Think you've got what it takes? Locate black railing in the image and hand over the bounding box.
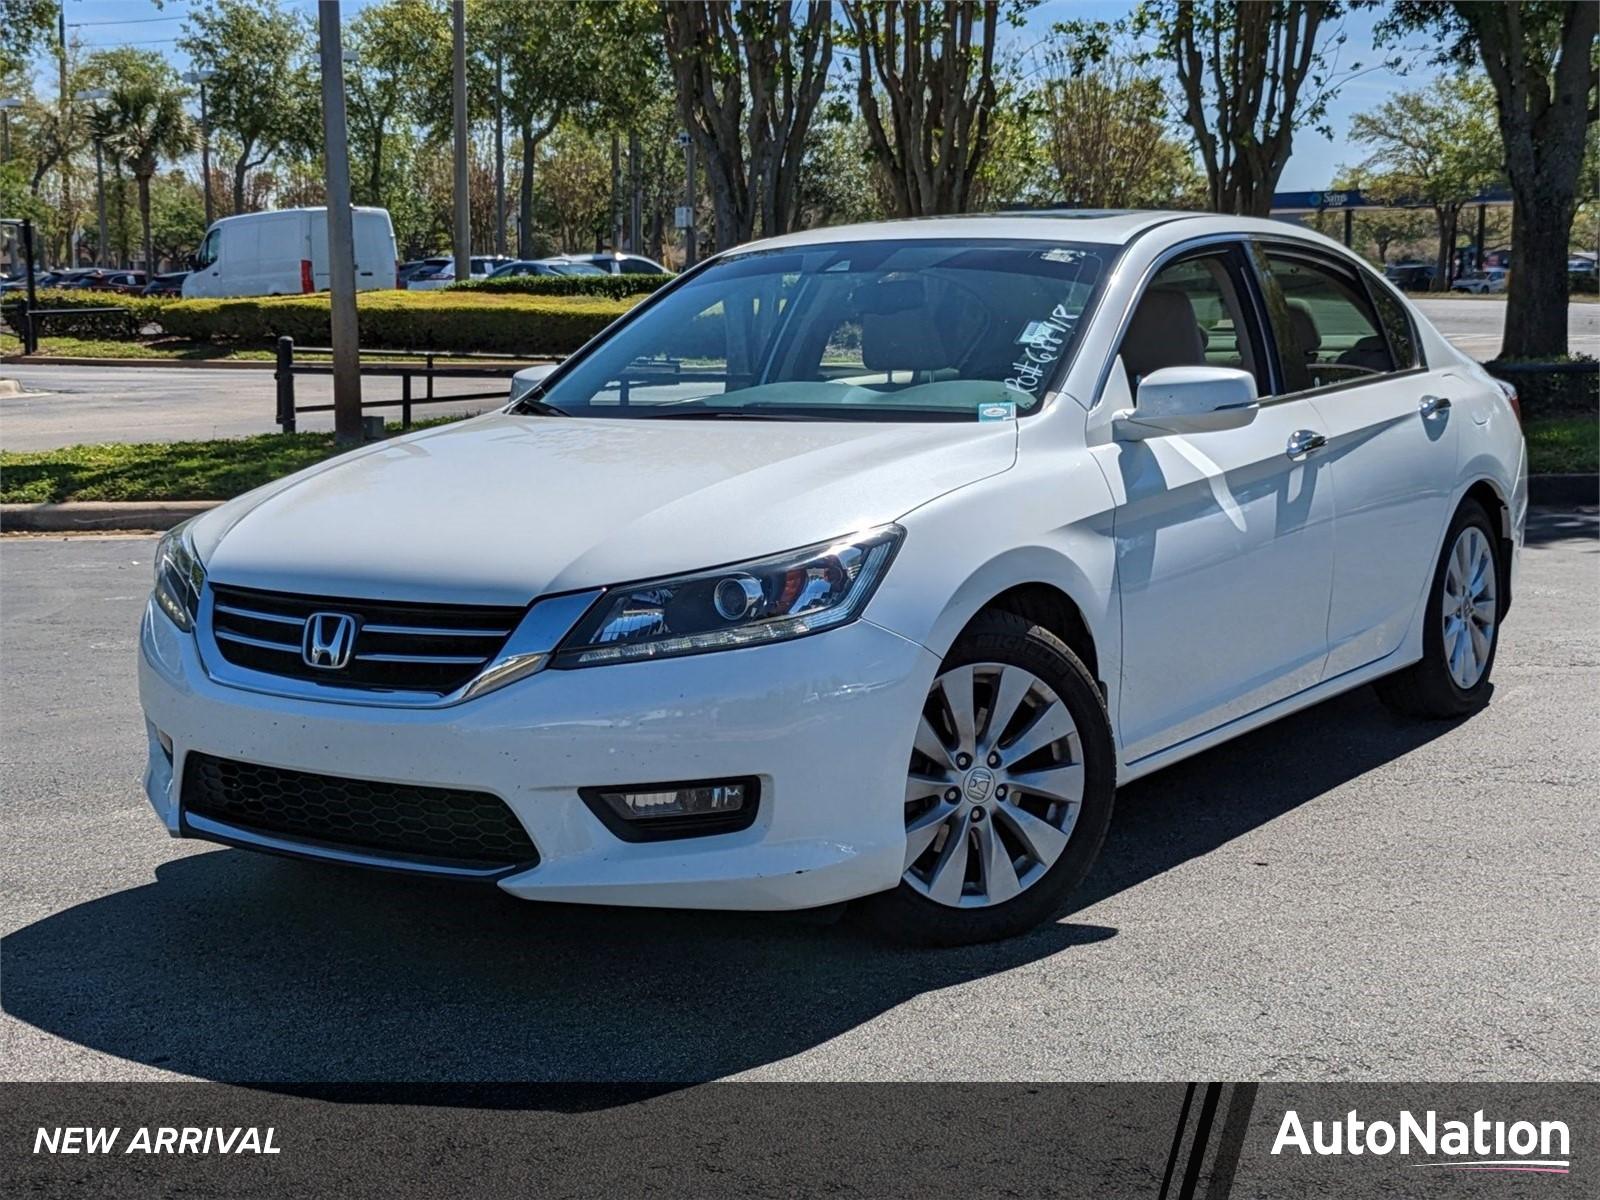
[273,338,540,433]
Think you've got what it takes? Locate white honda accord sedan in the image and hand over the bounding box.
[138,212,1526,944]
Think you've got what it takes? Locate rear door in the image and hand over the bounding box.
[1253,243,1460,676]
[1108,243,1335,763]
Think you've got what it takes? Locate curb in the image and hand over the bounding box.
[1,500,221,533]
[1528,474,1598,507]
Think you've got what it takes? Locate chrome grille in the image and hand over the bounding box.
[207,583,523,695]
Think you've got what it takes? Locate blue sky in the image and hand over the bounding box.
[44,0,1443,191]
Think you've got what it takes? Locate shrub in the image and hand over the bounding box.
[1485,354,1599,420]
[155,290,641,355]
[0,288,167,338]
[450,273,672,300]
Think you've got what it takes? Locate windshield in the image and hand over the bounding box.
[526,238,1107,422]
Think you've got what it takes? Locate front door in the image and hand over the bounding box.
[1104,245,1335,763]
[1254,245,1461,676]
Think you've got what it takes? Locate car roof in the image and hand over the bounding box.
[738,210,1361,256]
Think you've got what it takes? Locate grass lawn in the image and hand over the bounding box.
[1,333,275,361]
[1524,415,1598,475]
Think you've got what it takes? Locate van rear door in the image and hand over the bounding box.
[353,210,398,290]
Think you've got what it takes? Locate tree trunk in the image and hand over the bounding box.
[1469,1,1595,358]
[1433,206,1452,291]
[138,172,154,274]
[518,122,535,260]
[231,154,249,214]
[1503,196,1576,358]
[368,128,384,205]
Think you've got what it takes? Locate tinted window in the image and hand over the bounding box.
[533,240,1107,421]
[1262,251,1394,392]
[1119,250,1265,392]
[1366,277,1420,370]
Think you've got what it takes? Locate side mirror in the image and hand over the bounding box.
[1115,365,1259,439]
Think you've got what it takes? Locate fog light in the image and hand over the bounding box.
[581,778,759,842]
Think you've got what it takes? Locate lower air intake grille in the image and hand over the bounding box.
[182,753,538,870]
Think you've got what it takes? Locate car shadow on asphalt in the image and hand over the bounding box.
[3,679,1473,1090]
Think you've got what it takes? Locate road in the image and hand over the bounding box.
[0,364,518,452]
[2,298,1595,452]
[2,509,1595,1083]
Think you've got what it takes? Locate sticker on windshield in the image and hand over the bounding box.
[978,401,1017,422]
[1040,248,1085,265]
[1005,302,1079,397]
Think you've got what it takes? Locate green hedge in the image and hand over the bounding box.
[0,288,166,338]
[156,290,640,355]
[449,273,672,299]
[1485,355,1598,420]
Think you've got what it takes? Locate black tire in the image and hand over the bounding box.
[860,609,1116,946]
[1375,499,1502,719]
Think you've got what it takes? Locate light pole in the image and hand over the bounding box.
[317,0,363,444]
[74,89,109,268]
[450,0,469,283]
[678,131,696,269]
[182,69,216,228]
[0,99,22,163]
[494,53,505,258]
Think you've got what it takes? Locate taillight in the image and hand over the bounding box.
[300,259,314,293]
[1494,377,1520,425]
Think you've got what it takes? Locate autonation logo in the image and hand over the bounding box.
[1272,1108,1571,1175]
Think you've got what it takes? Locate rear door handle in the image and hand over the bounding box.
[1286,429,1327,459]
[1419,394,1452,418]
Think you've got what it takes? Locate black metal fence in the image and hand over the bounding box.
[272,338,534,433]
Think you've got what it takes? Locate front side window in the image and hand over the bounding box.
[195,229,220,268]
[1118,248,1265,392]
[1260,250,1396,393]
[528,239,1108,422]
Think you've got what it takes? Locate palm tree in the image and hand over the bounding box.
[103,82,194,274]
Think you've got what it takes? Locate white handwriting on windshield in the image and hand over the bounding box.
[1006,302,1078,397]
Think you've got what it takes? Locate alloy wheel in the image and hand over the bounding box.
[903,662,1085,908]
[1441,525,1497,690]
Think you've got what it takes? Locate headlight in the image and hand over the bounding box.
[152,521,205,632]
[553,526,903,667]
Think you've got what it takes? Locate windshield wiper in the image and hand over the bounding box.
[510,398,569,417]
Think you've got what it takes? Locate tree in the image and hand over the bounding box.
[840,1,1019,216]
[1378,2,1597,357]
[663,1,833,249]
[345,0,448,206]
[1350,76,1502,289]
[1109,1,1364,216]
[179,0,315,213]
[1032,49,1203,210]
[102,75,195,271]
[0,0,57,77]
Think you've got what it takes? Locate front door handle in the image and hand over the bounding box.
[1419,394,1452,418]
[1286,429,1327,459]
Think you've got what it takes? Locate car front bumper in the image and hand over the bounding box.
[139,600,940,910]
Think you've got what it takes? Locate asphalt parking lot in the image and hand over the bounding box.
[1,510,1596,1083]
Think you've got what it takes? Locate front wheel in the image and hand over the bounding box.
[1375,500,1502,719]
[861,610,1116,946]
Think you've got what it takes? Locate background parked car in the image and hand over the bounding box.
[1451,268,1507,295]
[397,257,451,287]
[406,255,514,290]
[563,252,672,276]
[1383,261,1434,291]
[142,271,190,297]
[89,270,149,296]
[487,258,607,279]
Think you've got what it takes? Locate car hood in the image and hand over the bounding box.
[194,413,1017,605]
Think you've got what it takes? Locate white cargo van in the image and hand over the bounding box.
[181,207,398,299]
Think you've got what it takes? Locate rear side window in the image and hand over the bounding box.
[1260,250,1395,393]
[1366,278,1421,370]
